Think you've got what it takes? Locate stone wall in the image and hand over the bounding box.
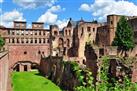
[0,51,11,91]
[39,57,80,91]
[8,44,50,69]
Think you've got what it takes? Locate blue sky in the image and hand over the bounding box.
[0,0,137,29]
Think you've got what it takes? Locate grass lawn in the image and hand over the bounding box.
[12,71,62,91]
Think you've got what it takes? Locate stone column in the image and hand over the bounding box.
[27,64,31,71]
[37,38,39,44]
[19,38,22,44]
[14,38,17,44]
[19,64,24,72]
[33,38,35,44]
[9,39,12,43]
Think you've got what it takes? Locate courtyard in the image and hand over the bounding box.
[12,71,61,91]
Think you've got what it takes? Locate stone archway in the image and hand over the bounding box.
[12,61,39,72]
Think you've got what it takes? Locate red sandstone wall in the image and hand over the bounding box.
[0,52,9,91]
[8,44,50,68]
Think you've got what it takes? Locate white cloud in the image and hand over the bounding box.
[0,0,3,3]
[0,10,26,27]
[55,19,68,29]
[48,5,65,12]
[79,3,91,12]
[37,5,65,25]
[38,11,58,24]
[37,5,67,29]
[13,0,57,9]
[80,0,137,21]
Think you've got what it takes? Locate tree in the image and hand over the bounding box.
[112,16,135,56]
[0,36,5,48]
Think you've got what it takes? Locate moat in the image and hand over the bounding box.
[12,70,61,91]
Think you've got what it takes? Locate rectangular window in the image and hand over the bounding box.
[8,30,10,35]
[43,31,45,35]
[39,31,41,35]
[81,27,84,36]
[39,38,41,43]
[35,31,37,35]
[43,38,45,43]
[93,28,95,32]
[12,38,14,43]
[35,39,37,43]
[30,38,33,43]
[12,31,15,35]
[87,27,91,32]
[17,38,19,43]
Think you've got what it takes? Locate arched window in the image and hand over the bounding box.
[66,39,70,47]
[59,38,63,46]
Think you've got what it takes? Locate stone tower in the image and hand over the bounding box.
[107,15,121,45]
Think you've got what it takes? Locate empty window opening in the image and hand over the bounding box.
[21,39,24,43]
[111,21,113,25]
[39,38,41,43]
[35,31,37,35]
[26,39,28,43]
[35,39,37,43]
[54,31,58,36]
[65,30,67,36]
[39,31,41,35]
[38,51,41,54]
[93,28,95,32]
[12,38,15,43]
[81,27,84,36]
[30,39,33,43]
[24,65,27,71]
[66,39,70,47]
[69,30,71,35]
[17,38,19,43]
[87,27,91,32]
[47,39,50,43]
[12,31,15,35]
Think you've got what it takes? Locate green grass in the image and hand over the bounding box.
[12,71,61,91]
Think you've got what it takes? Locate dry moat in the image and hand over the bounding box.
[12,70,61,91]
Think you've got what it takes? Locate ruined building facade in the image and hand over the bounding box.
[0,14,137,91]
[0,14,137,72]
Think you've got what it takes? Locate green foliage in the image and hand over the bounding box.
[0,36,5,48]
[66,61,95,91]
[96,56,137,91]
[96,56,110,91]
[63,57,137,91]
[112,16,135,51]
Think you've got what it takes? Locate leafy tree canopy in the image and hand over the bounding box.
[0,36,5,48]
[112,16,135,51]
